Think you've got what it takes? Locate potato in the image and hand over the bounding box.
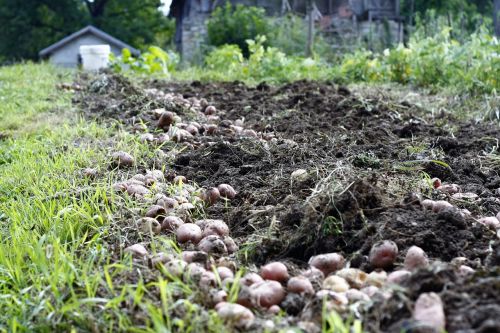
[386,270,411,284]
[431,178,442,189]
[158,111,175,129]
[126,184,150,197]
[260,262,289,282]
[211,289,228,305]
[421,199,435,211]
[315,290,349,306]
[346,288,370,303]
[413,292,446,332]
[242,129,258,138]
[202,220,229,238]
[170,128,193,142]
[185,124,199,136]
[360,286,379,297]
[145,205,167,219]
[112,151,134,168]
[323,275,349,292]
[202,187,220,205]
[404,246,429,271]
[217,266,234,280]
[432,200,453,213]
[241,272,264,286]
[217,184,237,199]
[301,267,325,281]
[184,262,206,283]
[83,168,98,178]
[216,302,254,329]
[138,217,161,234]
[477,216,500,229]
[112,182,128,192]
[124,244,148,258]
[139,133,154,143]
[308,253,345,276]
[364,270,387,287]
[204,105,217,115]
[197,235,228,256]
[224,236,239,254]
[173,175,187,184]
[287,276,314,295]
[199,271,217,290]
[176,223,202,244]
[237,285,253,308]
[369,240,398,269]
[250,281,286,308]
[204,124,218,135]
[267,305,281,315]
[458,265,475,276]
[156,133,170,144]
[149,252,173,268]
[199,98,209,109]
[437,183,461,194]
[161,216,184,232]
[335,268,367,289]
[164,259,187,278]
[152,108,165,119]
[181,251,208,264]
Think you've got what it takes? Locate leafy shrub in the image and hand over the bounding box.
[337,27,499,94]
[111,46,179,76]
[207,3,271,57]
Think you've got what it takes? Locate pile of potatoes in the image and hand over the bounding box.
[423,178,500,233]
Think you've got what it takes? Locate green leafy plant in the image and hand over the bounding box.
[111,46,179,76]
[207,3,271,57]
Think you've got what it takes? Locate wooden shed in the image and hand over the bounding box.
[39,25,140,68]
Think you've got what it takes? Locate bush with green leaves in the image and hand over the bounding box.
[337,27,499,94]
[204,35,327,83]
[207,3,271,57]
[111,46,179,76]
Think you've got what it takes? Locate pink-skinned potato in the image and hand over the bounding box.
[369,240,398,269]
[308,253,345,275]
[176,223,202,244]
[260,262,289,282]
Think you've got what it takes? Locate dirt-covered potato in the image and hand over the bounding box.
[287,276,314,295]
[369,240,398,269]
[197,235,228,255]
[413,292,445,332]
[215,302,254,329]
[260,262,289,282]
[201,220,229,238]
[308,253,345,275]
[176,223,202,244]
[404,246,429,270]
[250,280,286,308]
[124,244,148,257]
[112,151,134,167]
[161,216,184,232]
[218,184,237,199]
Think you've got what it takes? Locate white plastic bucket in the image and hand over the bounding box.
[79,45,111,71]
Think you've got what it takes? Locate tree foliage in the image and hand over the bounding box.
[0,0,174,61]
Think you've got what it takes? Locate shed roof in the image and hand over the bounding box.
[39,25,140,57]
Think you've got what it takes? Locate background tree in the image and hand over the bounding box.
[0,0,174,61]
[495,0,500,36]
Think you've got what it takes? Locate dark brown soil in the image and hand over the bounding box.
[77,74,500,333]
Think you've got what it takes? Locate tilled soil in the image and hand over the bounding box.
[76,73,500,332]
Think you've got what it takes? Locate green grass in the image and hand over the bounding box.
[0,63,226,332]
[0,63,74,136]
